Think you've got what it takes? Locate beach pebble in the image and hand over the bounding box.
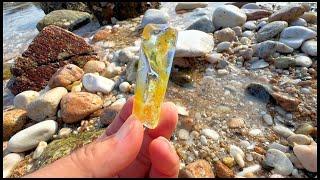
[119,82,131,93]
[178,129,190,140]
[175,30,214,57]
[254,40,293,59]
[180,159,215,178]
[48,64,84,88]
[231,26,242,36]
[175,2,208,11]
[262,114,273,125]
[205,53,223,64]
[32,141,47,160]
[301,40,317,57]
[289,18,307,27]
[217,69,229,76]
[26,87,68,122]
[83,60,106,74]
[201,128,219,140]
[279,26,317,49]
[294,55,313,68]
[243,21,257,30]
[227,117,245,128]
[293,142,317,172]
[236,164,261,177]
[58,128,72,138]
[222,156,235,168]
[60,92,103,123]
[240,37,250,45]
[13,91,39,110]
[241,3,260,9]
[242,31,255,38]
[214,160,235,178]
[216,42,231,52]
[212,5,247,29]
[99,98,126,125]
[288,134,312,145]
[229,145,245,168]
[294,123,315,136]
[257,21,288,42]
[186,16,215,33]
[200,135,208,145]
[213,28,236,43]
[265,149,293,175]
[239,140,250,149]
[301,12,317,24]
[141,9,169,28]
[249,129,263,137]
[117,49,138,64]
[82,73,115,94]
[273,125,295,138]
[250,59,269,70]
[8,120,58,152]
[3,109,27,141]
[268,4,306,23]
[268,142,290,153]
[3,153,24,178]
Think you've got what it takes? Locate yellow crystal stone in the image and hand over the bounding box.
[133,24,178,129]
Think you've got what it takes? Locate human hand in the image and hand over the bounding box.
[24,96,180,178]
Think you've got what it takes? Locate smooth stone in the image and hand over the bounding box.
[254,41,293,59]
[236,164,261,177]
[58,127,72,138]
[26,87,68,122]
[289,18,307,27]
[268,142,290,153]
[186,16,215,33]
[180,159,215,178]
[214,160,235,178]
[178,129,190,140]
[256,21,288,42]
[60,92,103,123]
[119,81,131,93]
[250,59,269,70]
[273,125,295,138]
[229,145,245,168]
[243,9,272,21]
[301,12,317,24]
[212,5,247,29]
[8,120,58,152]
[301,40,317,56]
[3,109,27,141]
[175,30,214,58]
[216,42,231,52]
[256,21,267,30]
[201,128,219,140]
[265,149,294,175]
[99,98,126,125]
[227,117,245,128]
[83,60,105,74]
[300,87,311,94]
[117,49,139,63]
[32,141,47,160]
[271,92,301,112]
[176,104,189,116]
[243,21,257,30]
[249,129,263,137]
[241,3,260,9]
[293,142,317,172]
[70,81,82,92]
[13,90,40,110]
[3,153,24,178]
[242,31,254,38]
[140,9,169,28]
[217,69,229,76]
[295,123,315,136]
[213,28,236,43]
[240,37,250,45]
[48,64,84,88]
[262,114,273,125]
[205,53,223,64]
[37,10,92,31]
[175,2,208,11]
[200,135,208,145]
[231,26,242,37]
[268,4,306,23]
[279,26,317,49]
[104,62,122,78]
[82,73,115,94]
[287,134,312,145]
[294,55,312,67]
[274,56,296,69]
[239,140,251,149]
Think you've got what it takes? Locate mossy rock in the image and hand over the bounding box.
[32,128,105,172]
[3,63,12,80]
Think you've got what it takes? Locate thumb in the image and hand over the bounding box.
[26,115,144,178]
[74,115,144,177]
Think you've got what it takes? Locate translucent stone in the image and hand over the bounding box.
[133,24,178,129]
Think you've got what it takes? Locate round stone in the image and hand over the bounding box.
[227,117,245,128]
[13,90,40,110]
[212,5,247,29]
[3,109,28,141]
[262,114,273,125]
[265,149,294,176]
[178,129,190,140]
[201,128,219,140]
[119,81,131,93]
[83,60,106,74]
[82,73,115,94]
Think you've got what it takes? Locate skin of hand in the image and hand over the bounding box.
[24,96,180,178]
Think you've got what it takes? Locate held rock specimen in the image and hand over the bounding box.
[7,25,98,95]
[133,24,178,129]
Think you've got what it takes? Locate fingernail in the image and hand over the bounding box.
[115,115,136,139]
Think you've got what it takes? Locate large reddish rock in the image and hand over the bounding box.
[271,92,301,112]
[60,92,103,123]
[179,159,215,178]
[268,4,306,23]
[7,25,97,95]
[243,9,272,21]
